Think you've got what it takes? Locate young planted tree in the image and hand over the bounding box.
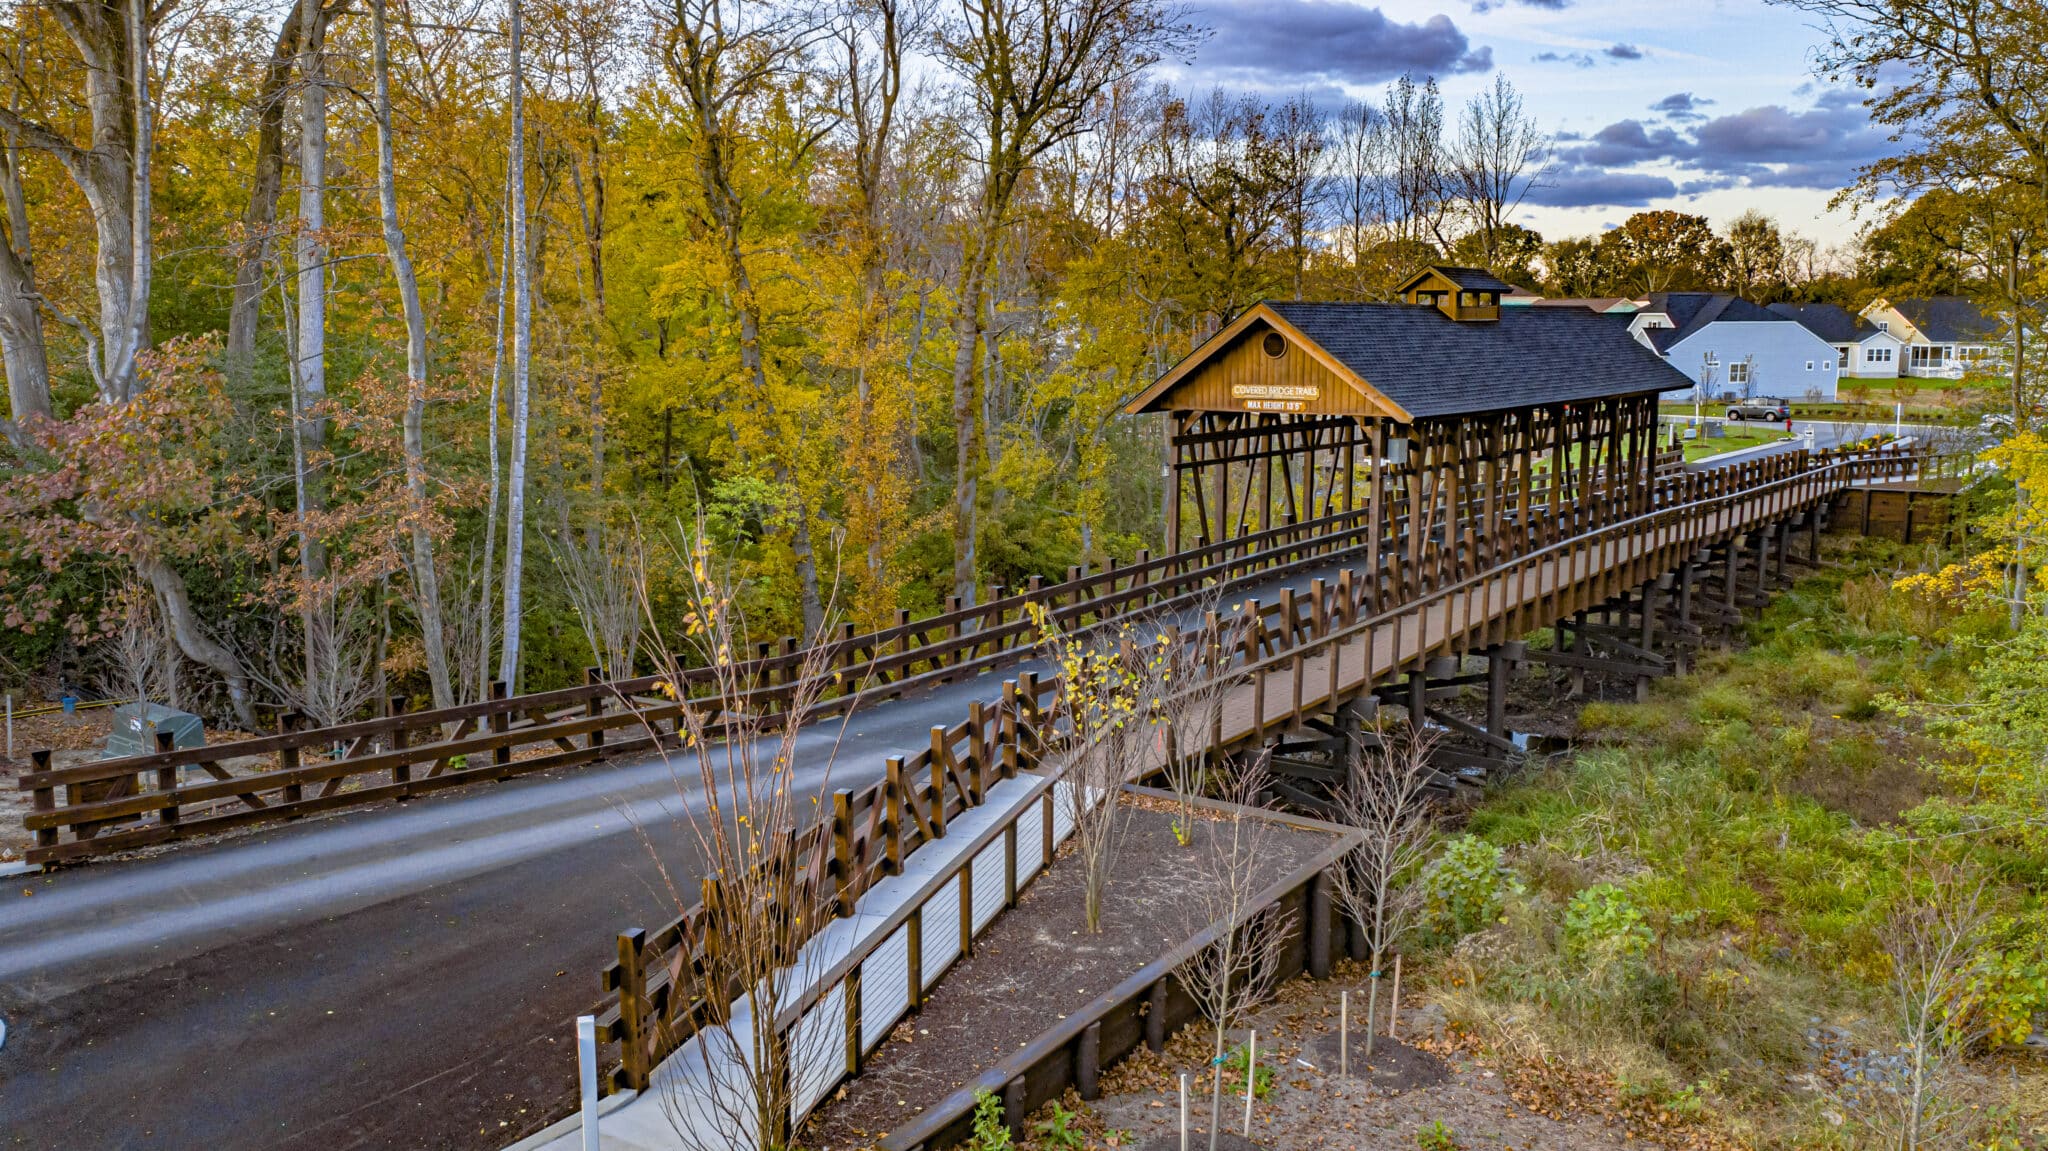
[631,522,847,1151]
[1174,756,1291,1151]
[1029,602,1182,932]
[1856,871,1994,1151]
[1329,728,1438,1056]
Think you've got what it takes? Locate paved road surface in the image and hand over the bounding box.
[0,556,1353,1150]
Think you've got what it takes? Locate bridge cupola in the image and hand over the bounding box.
[1395,265,1516,322]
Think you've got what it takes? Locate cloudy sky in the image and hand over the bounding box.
[1171,0,1898,247]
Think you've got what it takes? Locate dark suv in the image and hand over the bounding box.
[1726,398,1790,421]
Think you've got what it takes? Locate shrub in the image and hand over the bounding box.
[1418,835,1520,944]
[1415,1119,1461,1150]
[1562,883,1654,966]
[967,1088,1013,1151]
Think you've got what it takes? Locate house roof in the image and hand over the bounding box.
[1396,265,1520,294]
[1142,301,1683,419]
[1645,292,1788,345]
[1888,296,1996,343]
[1766,301,1886,344]
[1529,297,1641,313]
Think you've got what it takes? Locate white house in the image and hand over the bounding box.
[1860,296,1999,378]
[1767,302,1903,380]
[1629,292,1841,402]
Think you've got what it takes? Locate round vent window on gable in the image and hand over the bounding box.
[1261,331,1286,359]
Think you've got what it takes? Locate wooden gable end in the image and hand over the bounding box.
[1140,316,1403,419]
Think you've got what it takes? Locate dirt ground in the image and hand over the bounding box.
[799,806,1331,1151]
[1083,967,1652,1151]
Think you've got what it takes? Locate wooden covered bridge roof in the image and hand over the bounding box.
[1126,299,1694,421]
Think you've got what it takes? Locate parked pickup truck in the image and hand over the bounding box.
[1725,398,1791,422]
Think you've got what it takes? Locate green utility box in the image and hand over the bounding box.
[103,702,205,759]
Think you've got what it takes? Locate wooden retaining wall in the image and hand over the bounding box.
[880,788,1363,1151]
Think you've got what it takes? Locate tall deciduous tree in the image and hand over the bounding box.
[933,0,1196,605]
[499,0,534,686]
[371,0,455,710]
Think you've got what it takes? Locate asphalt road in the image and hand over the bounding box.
[0,557,1351,1150]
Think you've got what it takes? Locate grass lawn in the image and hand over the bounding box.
[1678,425,1792,461]
[1427,536,2047,1149]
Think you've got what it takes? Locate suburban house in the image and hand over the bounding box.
[1859,296,1999,378]
[1767,302,1903,380]
[1628,292,1841,402]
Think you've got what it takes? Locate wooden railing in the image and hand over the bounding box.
[589,441,1945,1108]
[14,498,1396,866]
[14,443,1947,866]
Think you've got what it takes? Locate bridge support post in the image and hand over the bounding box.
[1407,669,1427,729]
[1754,530,1771,598]
[1485,646,1511,740]
[1635,581,1660,703]
[1723,540,1741,615]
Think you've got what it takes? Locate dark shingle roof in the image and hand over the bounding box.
[1767,301,1882,343]
[1265,301,1691,419]
[1892,296,1995,343]
[1645,292,1786,344]
[1428,265,1519,293]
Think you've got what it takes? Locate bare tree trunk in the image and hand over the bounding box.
[136,553,257,730]
[293,0,329,583]
[0,134,49,441]
[371,0,454,710]
[477,185,510,701]
[498,0,532,689]
[225,3,305,380]
[948,230,988,607]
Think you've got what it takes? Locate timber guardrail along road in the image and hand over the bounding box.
[0,441,1952,1150]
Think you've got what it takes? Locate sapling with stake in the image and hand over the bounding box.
[1330,728,1438,1057]
[1174,756,1291,1151]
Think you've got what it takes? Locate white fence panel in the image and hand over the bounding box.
[861,923,912,1051]
[921,882,962,986]
[1052,780,1076,844]
[972,841,1005,932]
[1015,799,1044,878]
[790,982,846,1121]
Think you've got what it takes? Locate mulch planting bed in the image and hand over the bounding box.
[1304,1032,1449,1093]
[800,804,1331,1151]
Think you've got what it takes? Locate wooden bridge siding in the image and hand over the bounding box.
[1168,397,1663,565]
[1160,452,1827,770]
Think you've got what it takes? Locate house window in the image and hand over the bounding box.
[1728,362,1750,386]
[1805,361,1815,371]
[1909,345,1948,368]
[1876,320,1889,331]
[1866,347,1892,364]
[1824,360,1834,370]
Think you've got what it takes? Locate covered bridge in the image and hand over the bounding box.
[1125,266,1696,596]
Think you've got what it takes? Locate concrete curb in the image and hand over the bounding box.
[499,1090,637,1151]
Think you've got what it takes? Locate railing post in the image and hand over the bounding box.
[30,748,54,850]
[929,727,949,837]
[884,756,906,873]
[907,905,925,1009]
[832,788,855,917]
[490,680,511,773]
[967,701,988,803]
[586,666,605,750]
[280,712,303,813]
[155,730,179,829]
[844,966,864,1077]
[616,928,649,1092]
[1000,680,1021,779]
[389,695,411,792]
